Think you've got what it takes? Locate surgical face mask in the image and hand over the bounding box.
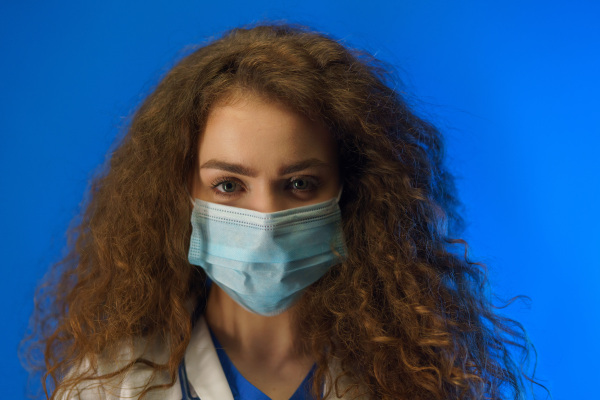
[187,191,346,316]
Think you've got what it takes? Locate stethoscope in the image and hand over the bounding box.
[179,288,211,400]
[178,357,201,400]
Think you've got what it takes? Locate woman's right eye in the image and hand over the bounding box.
[210,178,243,196]
[216,181,237,193]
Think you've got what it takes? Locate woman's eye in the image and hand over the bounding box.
[290,177,317,191]
[218,181,237,192]
[212,179,240,194]
[292,178,309,190]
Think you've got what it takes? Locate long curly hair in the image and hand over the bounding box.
[23,23,540,399]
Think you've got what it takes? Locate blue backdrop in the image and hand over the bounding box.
[2,1,598,398]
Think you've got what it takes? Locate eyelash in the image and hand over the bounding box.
[210,177,245,198]
[209,176,320,198]
[286,176,321,192]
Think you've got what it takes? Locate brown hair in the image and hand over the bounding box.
[24,23,539,399]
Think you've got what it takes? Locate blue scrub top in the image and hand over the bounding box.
[208,328,317,400]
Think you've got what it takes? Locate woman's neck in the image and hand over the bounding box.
[204,284,306,367]
[204,285,315,400]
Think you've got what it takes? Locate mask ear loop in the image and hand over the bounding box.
[336,185,344,203]
[186,185,196,207]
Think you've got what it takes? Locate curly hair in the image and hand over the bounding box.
[23,23,540,399]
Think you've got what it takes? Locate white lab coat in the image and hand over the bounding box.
[56,317,361,400]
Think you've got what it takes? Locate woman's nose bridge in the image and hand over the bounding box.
[250,184,285,213]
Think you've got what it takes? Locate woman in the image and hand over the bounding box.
[26,24,537,399]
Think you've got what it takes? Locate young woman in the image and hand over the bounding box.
[26,24,537,399]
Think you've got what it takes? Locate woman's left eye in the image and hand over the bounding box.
[289,177,318,191]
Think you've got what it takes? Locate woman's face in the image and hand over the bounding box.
[192,94,340,212]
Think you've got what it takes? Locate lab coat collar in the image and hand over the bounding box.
[185,316,234,400]
[183,316,364,400]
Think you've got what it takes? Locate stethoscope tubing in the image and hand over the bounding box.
[179,358,201,400]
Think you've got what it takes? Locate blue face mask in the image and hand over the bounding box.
[188,191,346,316]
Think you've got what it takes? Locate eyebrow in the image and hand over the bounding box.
[279,158,330,175]
[200,158,332,177]
[200,159,258,176]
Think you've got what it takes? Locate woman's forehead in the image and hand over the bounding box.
[198,95,338,171]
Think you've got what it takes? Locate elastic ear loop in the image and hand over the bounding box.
[336,185,343,203]
[187,185,197,207]
[331,185,346,261]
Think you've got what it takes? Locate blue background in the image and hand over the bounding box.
[2,1,598,398]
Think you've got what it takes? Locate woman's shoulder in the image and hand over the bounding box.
[54,336,179,400]
[54,316,368,400]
